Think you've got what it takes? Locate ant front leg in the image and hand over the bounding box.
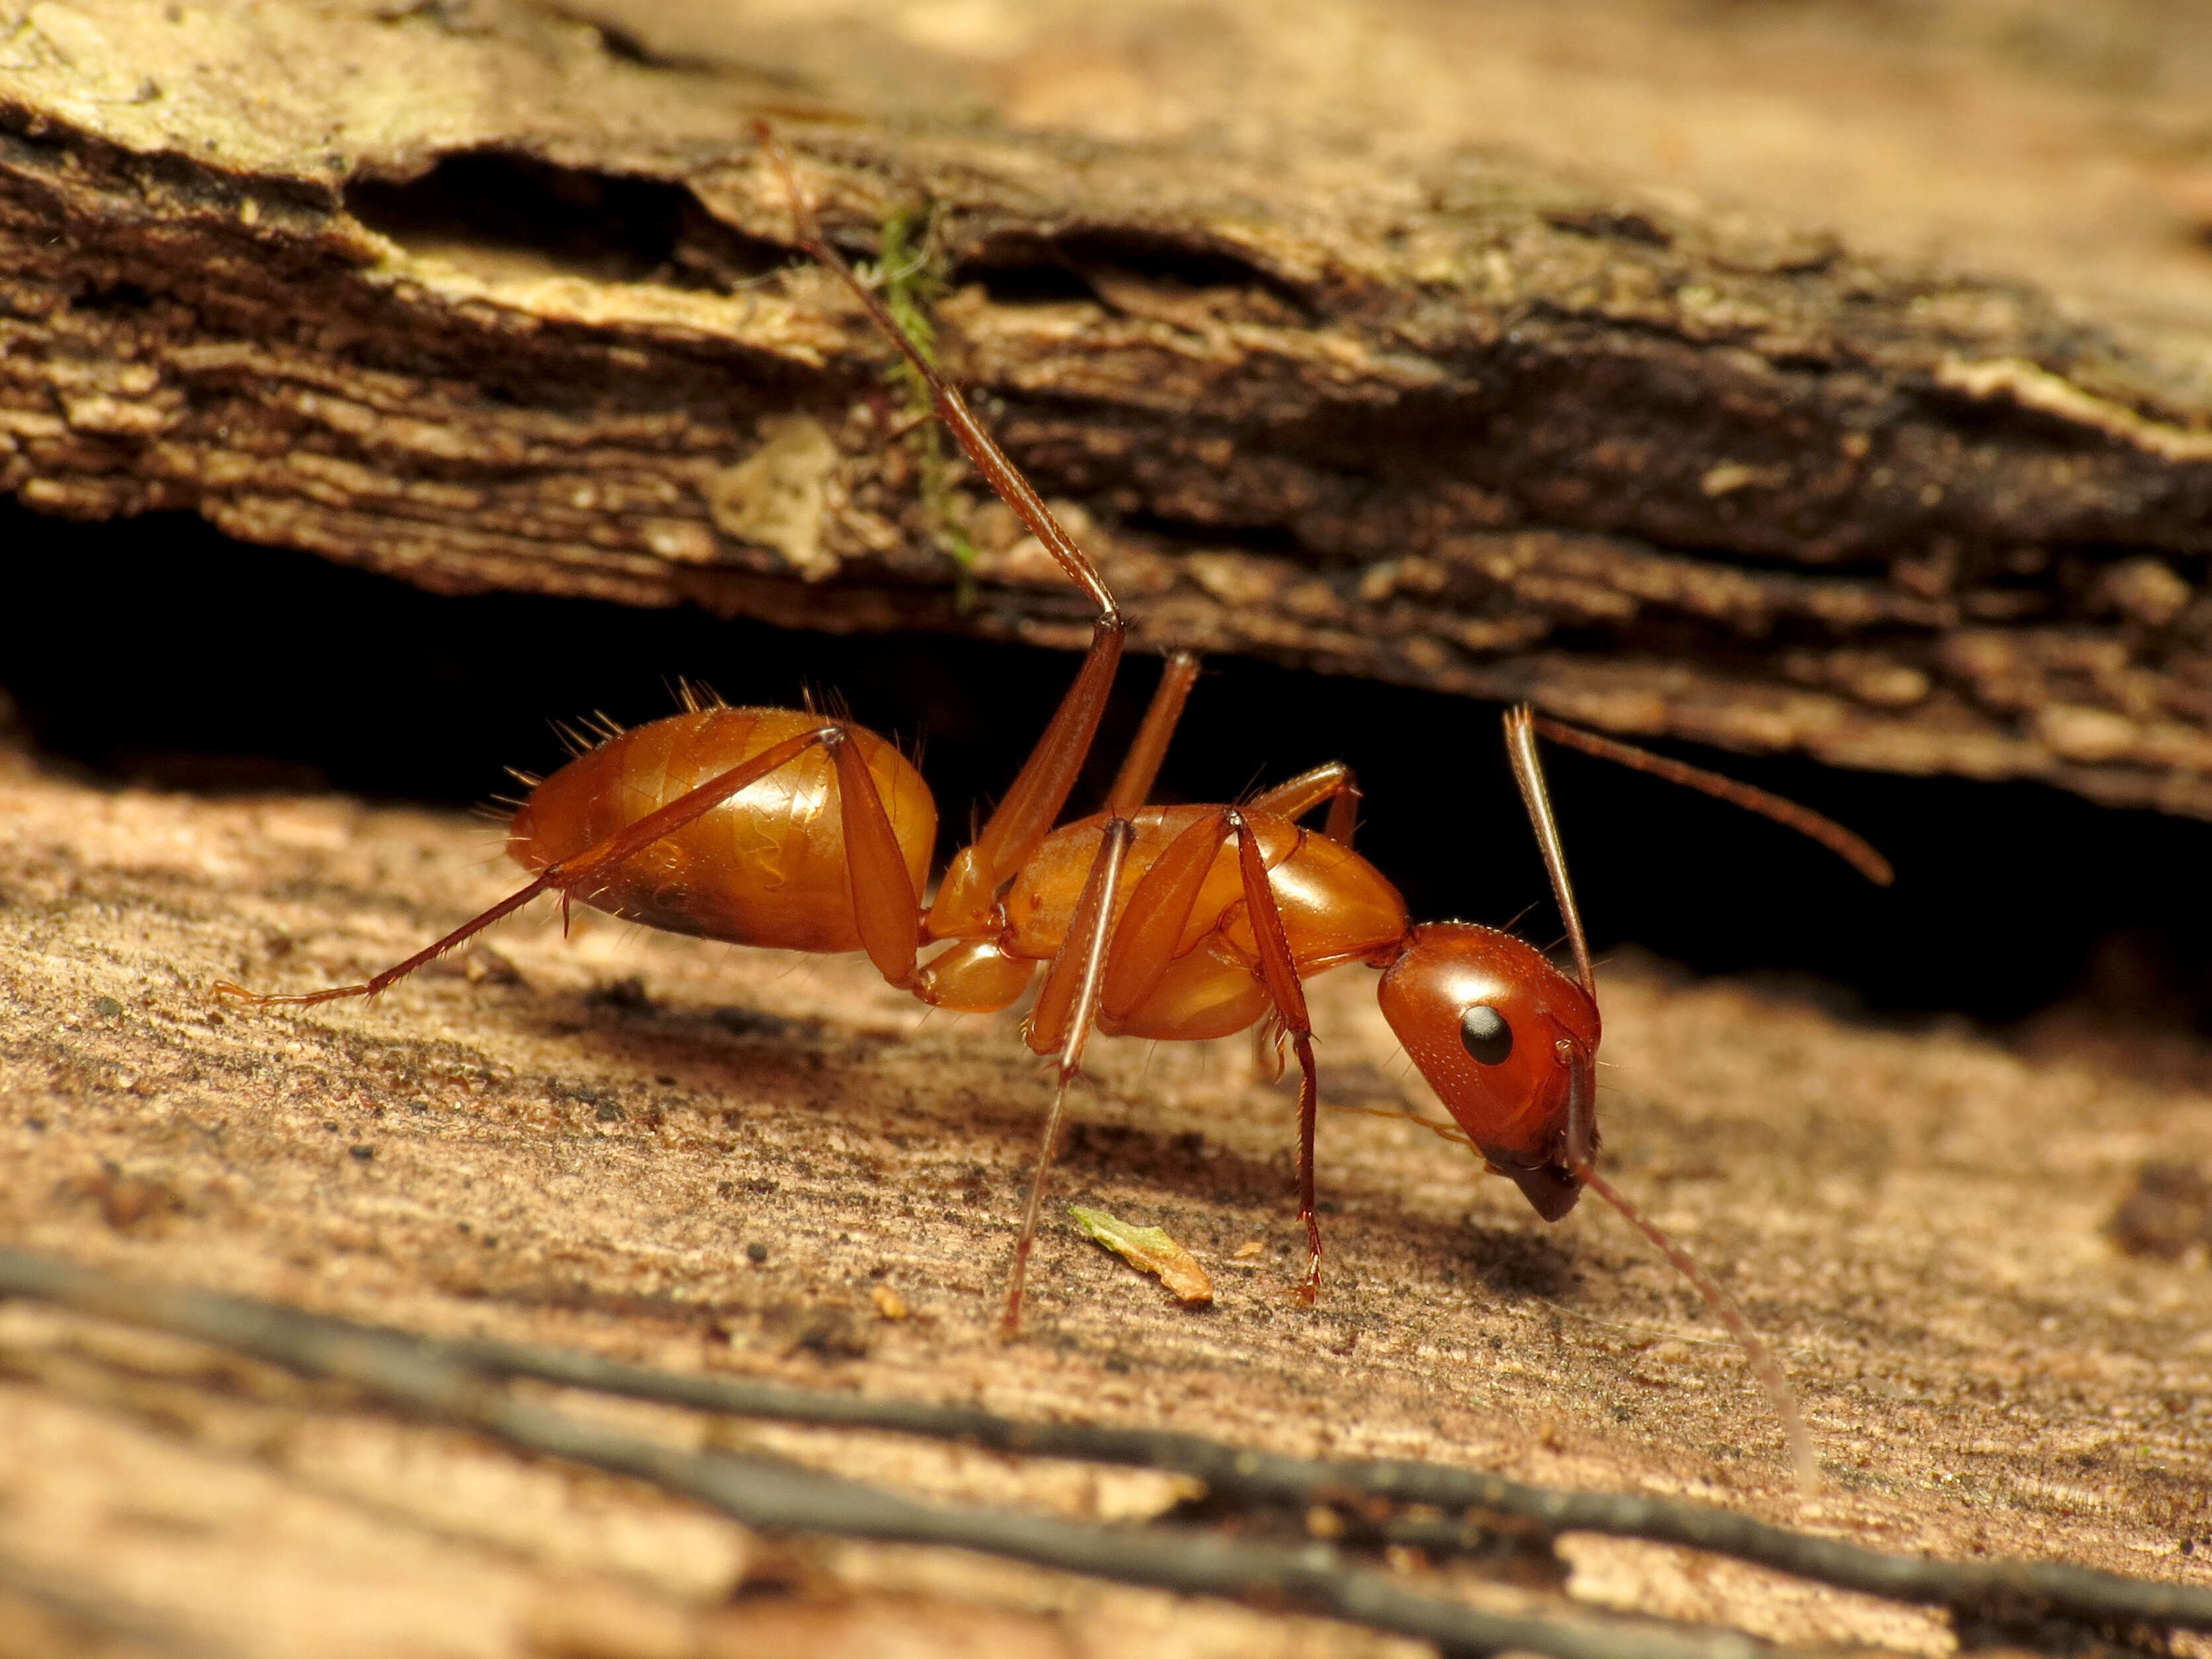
[1227,811,1327,1304]
[1096,806,1328,1304]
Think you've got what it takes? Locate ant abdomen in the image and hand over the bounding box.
[507,707,936,955]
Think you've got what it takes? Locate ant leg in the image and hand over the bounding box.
[1104,652,1199,817]
[824,729,922,988]
[1097,808,1234,1023]
[1248,761,1363,847]
[929,607,1124,935]
[215,873,564,1010]
[935,653,1200,1029]
[1326,784,1359,849]
[910,648,1202,1010]
[216,727,837,1008]
[754,127,1128,937]
[757,126,1116,622]
[1079,808,1325,1301]
[1002,816,1135,1335]
[1226,809,1325,1304]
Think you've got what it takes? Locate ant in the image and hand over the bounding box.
[218,127,1891,1490]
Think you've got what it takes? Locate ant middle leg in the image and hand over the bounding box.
[1104,651,1200,818]
[1248,761,1363,847]
[1002,816,1135,1335]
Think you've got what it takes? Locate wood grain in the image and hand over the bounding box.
[2,742,2207,1655]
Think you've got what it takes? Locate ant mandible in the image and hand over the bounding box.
[219,126,1892,1489]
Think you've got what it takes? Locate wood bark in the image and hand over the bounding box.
[8,7,2212,1656]
[9,0,2212,814]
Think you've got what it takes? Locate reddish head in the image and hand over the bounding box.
[1376,922,1602,1221]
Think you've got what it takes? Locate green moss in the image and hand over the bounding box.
[874,203,979,608]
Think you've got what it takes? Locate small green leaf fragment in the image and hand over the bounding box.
[1069,1206,1214,1304]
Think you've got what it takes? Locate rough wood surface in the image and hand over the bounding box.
[11,9,2212,1652]
[11,1,2212,815]
[3,741,2211,1657]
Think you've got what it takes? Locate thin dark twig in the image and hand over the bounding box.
[0,1550,240,1659]
[0,1249,1780,1659]
[409,1321,2212,1633]
[11,1253,2209,1642]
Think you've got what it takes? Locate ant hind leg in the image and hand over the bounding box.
[755,126,1133,941]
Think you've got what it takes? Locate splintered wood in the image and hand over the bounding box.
[10,1,2212,819]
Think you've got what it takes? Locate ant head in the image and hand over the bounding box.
[1377,923,1602,1222]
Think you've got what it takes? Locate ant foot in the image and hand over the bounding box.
[998,1274,1031,1341]
[212,980,372,1009]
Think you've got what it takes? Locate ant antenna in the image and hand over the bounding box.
[1507,703,1818,1492]
[1574,1158,1821,1497]
[1530,716,1893,888]
[1505,706,1594,997]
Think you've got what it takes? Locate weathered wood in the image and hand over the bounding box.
[7,1,2212,817]
[2,746,2208,1656]
[11,7,2212,1658]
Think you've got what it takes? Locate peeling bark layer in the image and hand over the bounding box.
[7,1,2212,816]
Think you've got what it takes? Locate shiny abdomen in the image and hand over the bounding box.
[506,708,936,955]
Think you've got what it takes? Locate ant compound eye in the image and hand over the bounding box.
[1459,1004,1513,1066]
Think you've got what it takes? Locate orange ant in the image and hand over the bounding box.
[218,128,1891,1489]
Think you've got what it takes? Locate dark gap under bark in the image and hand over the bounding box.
[346,150,797,291]
[10,498,2211,1031]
